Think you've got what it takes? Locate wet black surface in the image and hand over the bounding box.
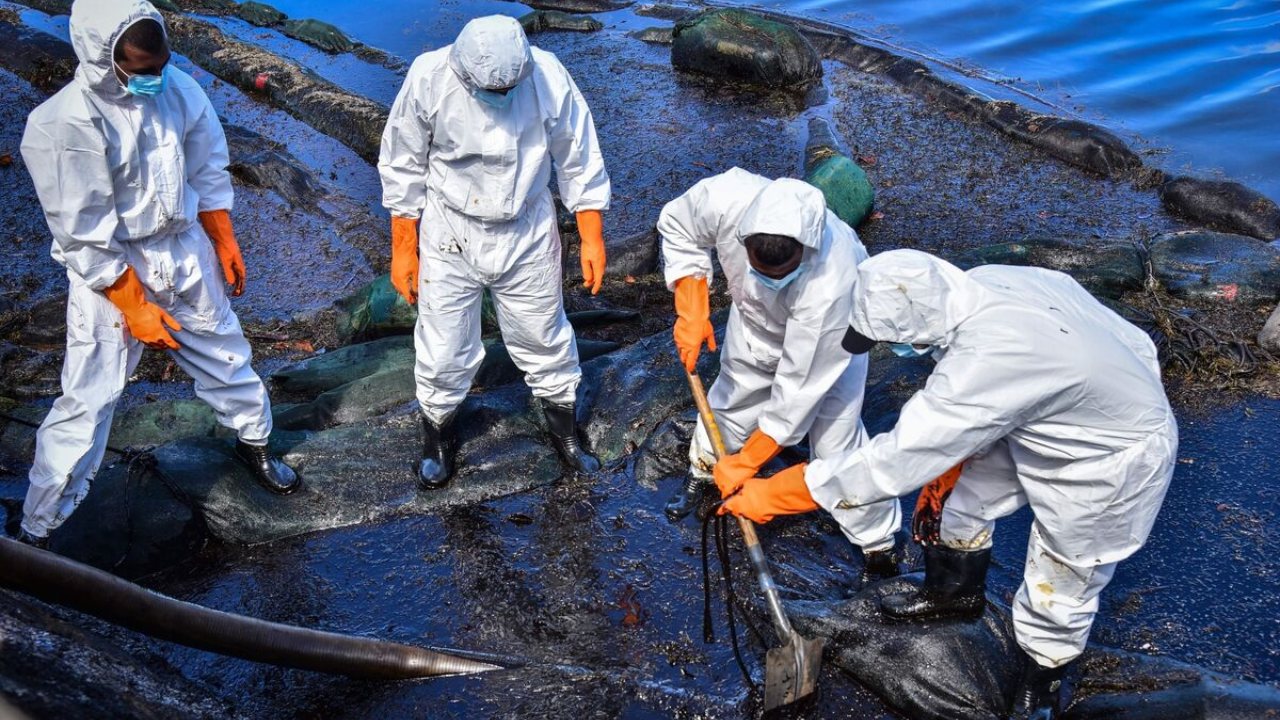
[0,1,1277,717]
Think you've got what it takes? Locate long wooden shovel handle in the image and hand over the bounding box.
[686,372,797,640]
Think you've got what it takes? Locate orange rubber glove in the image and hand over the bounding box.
[713,429,782,498]
[576,209,606,295]
[912,462,964,545]
[102,267,183,350]
[390,216,420,306]
[198,209,246,297]
[673,275,716,372]
[719,463,819,524]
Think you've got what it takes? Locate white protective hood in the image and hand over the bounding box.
[447,15,534,91]
[736,178,827,250]
[70,0,166,104]
[848,249,986,349]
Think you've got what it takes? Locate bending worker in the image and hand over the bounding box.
[659,168,903,583]
[720,249,1177,719]
[379,15,610,488]
[15,0,299,549]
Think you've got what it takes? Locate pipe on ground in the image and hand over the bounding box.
[0,537,503,679]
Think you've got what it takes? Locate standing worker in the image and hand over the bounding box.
[379,15,611,488]
[659,168,903,583]
[720,249,1178,719]
[14,0,299,549]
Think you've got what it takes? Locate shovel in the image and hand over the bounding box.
[686,371,824,710]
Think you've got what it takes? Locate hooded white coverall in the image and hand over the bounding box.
[18,0,273,538]
[658,168,901,552]
[808,249,1178,667]
[378,15,611,424]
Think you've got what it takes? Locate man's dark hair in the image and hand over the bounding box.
[114,19,167,61]
[743,233,803,268]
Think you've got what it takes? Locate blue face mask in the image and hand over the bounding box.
[750,266,804,292]
[889,342,932,358]
[474,87,514,109]
[117,62,167,98]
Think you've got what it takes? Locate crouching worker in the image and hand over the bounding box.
[659,168,903,584]
[719,249,1177,719]
[379,15,611,488]
[15,0,300,549]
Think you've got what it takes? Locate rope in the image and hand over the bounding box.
[701,499,758,691]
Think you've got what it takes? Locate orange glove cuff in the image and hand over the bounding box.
[576,209,603,249]
[720,463,818,524]
[674,275,716,372]
[391,216,419,253]
[103,266,147,308]
[198,209,235,246]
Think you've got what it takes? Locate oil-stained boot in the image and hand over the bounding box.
[1009,651,1069,719]
[860,532,906,588]
[541,400,600,474]
[418,413,455,489]
[880,544,990,621]
[235,440,301,495]
[664,473,712,522]
[15,528,50,550]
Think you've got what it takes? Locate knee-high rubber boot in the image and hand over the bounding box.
[860,531,906,588]
[664,473,711,523]
[880,544,990,621]
[541,400,600,474]
[417,413,455,489]
[1009,650,1069,720]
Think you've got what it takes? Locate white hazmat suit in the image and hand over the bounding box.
[378,15,611,424]
[19,0,274,538]
[659,168,901,551]
[808,249,1178,667]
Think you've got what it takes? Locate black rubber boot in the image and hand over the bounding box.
[1009,651,1069,719]
[235,440,301,495]
[417,413,455,490]
[664,473,711,523]
[860,532,906,588]
[880,544,990,621]
[16,528,50,550]
[541,400,601,474]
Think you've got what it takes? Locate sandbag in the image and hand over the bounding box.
[236,1,286,27]
[1159,176,1280,241]
[1149,230,1280,304]
[804,118,874,228]
[280,19,355,54]
[953,237,1146,300]
[788,575,1021,720]
[671,9,823,89]
[519,10,603,34]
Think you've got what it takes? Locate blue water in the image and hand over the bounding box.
[262,0,1279,203]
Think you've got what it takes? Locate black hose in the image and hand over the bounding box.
[0,537,503,679]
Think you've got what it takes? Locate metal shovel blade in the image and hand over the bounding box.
[763,633,826,711]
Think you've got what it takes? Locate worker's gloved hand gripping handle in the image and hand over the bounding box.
[673,275,716,372]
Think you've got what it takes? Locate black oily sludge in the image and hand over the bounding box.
[672,9,824,90]
[785,575,1280,720]
[0,15,75,94]
[1159,176,1280,242]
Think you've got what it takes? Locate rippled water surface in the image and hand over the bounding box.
[265,0,1279,204]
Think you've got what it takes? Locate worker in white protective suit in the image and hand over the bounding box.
[719,249,1178,720]
[658,168,904,583]
[379,15,611,489]
[13,0,299,549]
